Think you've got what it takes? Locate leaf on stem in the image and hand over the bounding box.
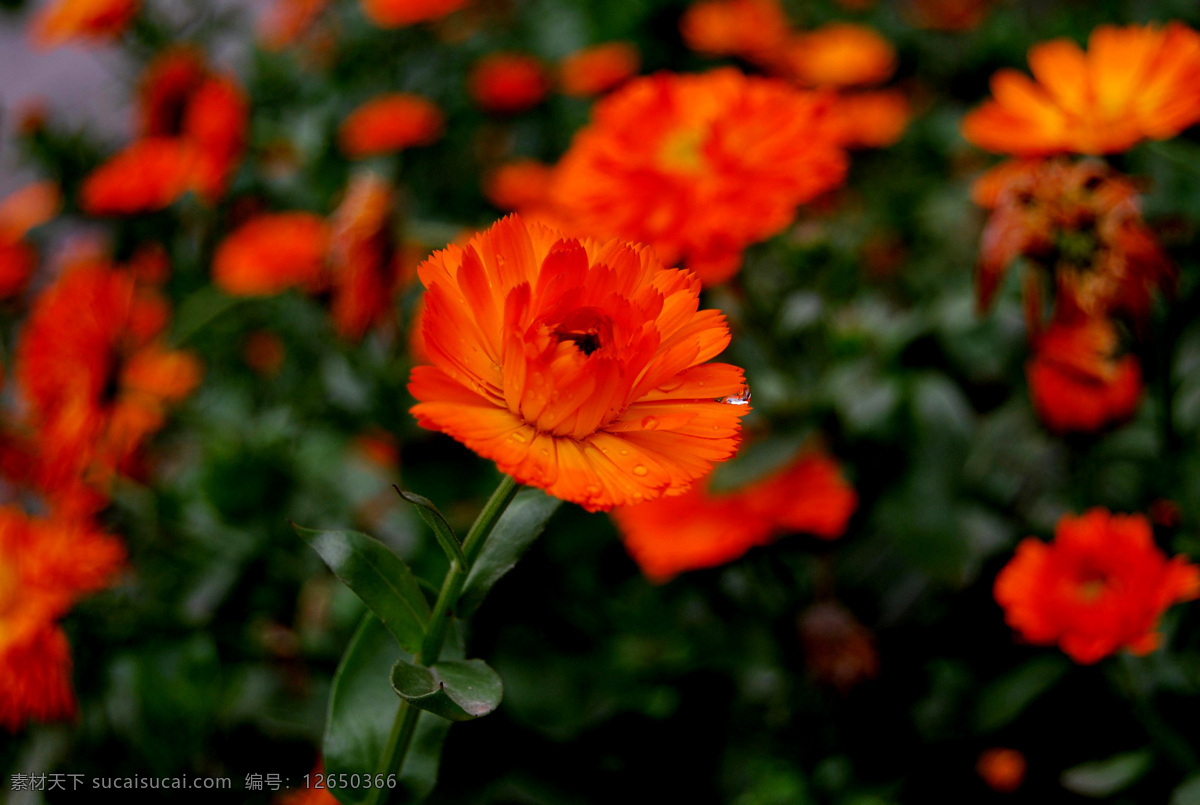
[395,488,467,568]
[459,489,561,617]
[391,658,504,722]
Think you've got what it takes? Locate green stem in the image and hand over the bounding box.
[367,474,520,805]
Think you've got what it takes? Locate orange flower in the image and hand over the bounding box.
[483,160,556,211]
[213,213,330,296]
[976,159,1173,329]
[360,0,468,27]
[30,0,138,48]
[80,138,195,215]
[259,0,330,50]
[1026,317,1142,434]
[409,215,750,511]
[909,0,993,31]
[612,450,856,581]
[550,69,848,285]
[0,506,124,730]
[680,0,791,67]
[559,42,640,97]
[962,23,1200,155]
[994,509,1199,664]
[0,182,60,298]
[786,23,897,88]
[468,53,551,114]
[15,260,202,511]
[338,94,445,159]
[976,748,1026,793]
[328,174,400,339]
[827,90,911,149]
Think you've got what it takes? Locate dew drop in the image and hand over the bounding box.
[657,377,684,392]
[641,416,659,430]
[633,465,649,476]
[508,431,529,444]
[717,386,752,406]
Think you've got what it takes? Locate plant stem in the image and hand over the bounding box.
[367,474,520,805]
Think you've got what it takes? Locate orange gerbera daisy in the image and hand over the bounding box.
[995,509,1200,664]
[1026,317,1142,434]
[327,174,400,339]
[30,0,138,47]
[551,69,848,285]
[559,42,641,97]
[680,0,791,68]
[212,213,330,296]
[79,138,195,216]
[612,450,856,580]
[0,506,124,730]
[359,0,467,27]
[962,22,1200,155]
[15,260,202,511]
[338,94,445,159]
[468,53,551,114]
[409,215,750,511]
[0,182,60,298]
[785,23,897,88]
[976,159,1173,330]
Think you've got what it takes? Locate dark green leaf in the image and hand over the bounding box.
[292,523,430,654]
[324,615,451,805]
[974,655,1070,732]
[459,489,561,617]
[1061,750,1153,798]
[1170,773,1200,805]
[391,658,504,722]
[396,488,466,568]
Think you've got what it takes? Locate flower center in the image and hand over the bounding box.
[551,308,613,358]
[557,329,601,356]
[658,126,708,173]
[1074,567,1110,602]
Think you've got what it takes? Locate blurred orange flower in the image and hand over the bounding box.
[0,507,124,730]
[338,94,445,158]
[827,90,911,149]
[680,0,791,67]
[909,0,993,31]
[962,22,1200,155]
[976,159,1173,329]
[30,0,138,47]
[0,182,60,298]
[551,69,847,285]
[468,53,551,114]
[1026,317,1142,434]
[360,0,468,27]
[612,451,856,581]
[80,138,195,216]
[483,160,556,211]
[786,23,897,88]
[328,174,400,339]
[213,213,330,296]
[559,42,640,97]
[259,0,330,50]
[976,748,1026,793]
[409,215,750,511]
[995,509,1199,664]
[243,331,286,377]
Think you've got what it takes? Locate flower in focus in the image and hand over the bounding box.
[468,53,551,114]
[80,139,195,216]
[0,507,124,730]
[559,42,641,97]
[14,260,202,512]
[327,174,401,339]
[680,0,791,68]
[799,601,879,693]
[962,22,1200,155]
[259,0,330,50]
[30,0,138,48]
[213,213,330,296]
[338,94,445,159]
[550,69,848,285]
[994,509,1199,663]
[359,0,468,28]
[0,182,60,298]
[408,215,751,511]
[827,90,911,149]
[975,159,1173,330]
[1026,317,1142,434]
[977,748,1026,793]
[612,450,856,581]
[785,23,897,88]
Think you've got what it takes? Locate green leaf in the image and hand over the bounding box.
[324,615,452,805]
[395,488,466,568]
[391,658,504,722]
[1170,773,1200,805]
[292,523,430,654]
[1061,750,1153,798]
[459,489,561,617]
[974,655,1070,732]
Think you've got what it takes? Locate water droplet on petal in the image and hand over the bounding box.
[641,416,659,430]
[716,386,752,405]
[633,465,649,476]
[508,431,529,444]
[657,377,684,392]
